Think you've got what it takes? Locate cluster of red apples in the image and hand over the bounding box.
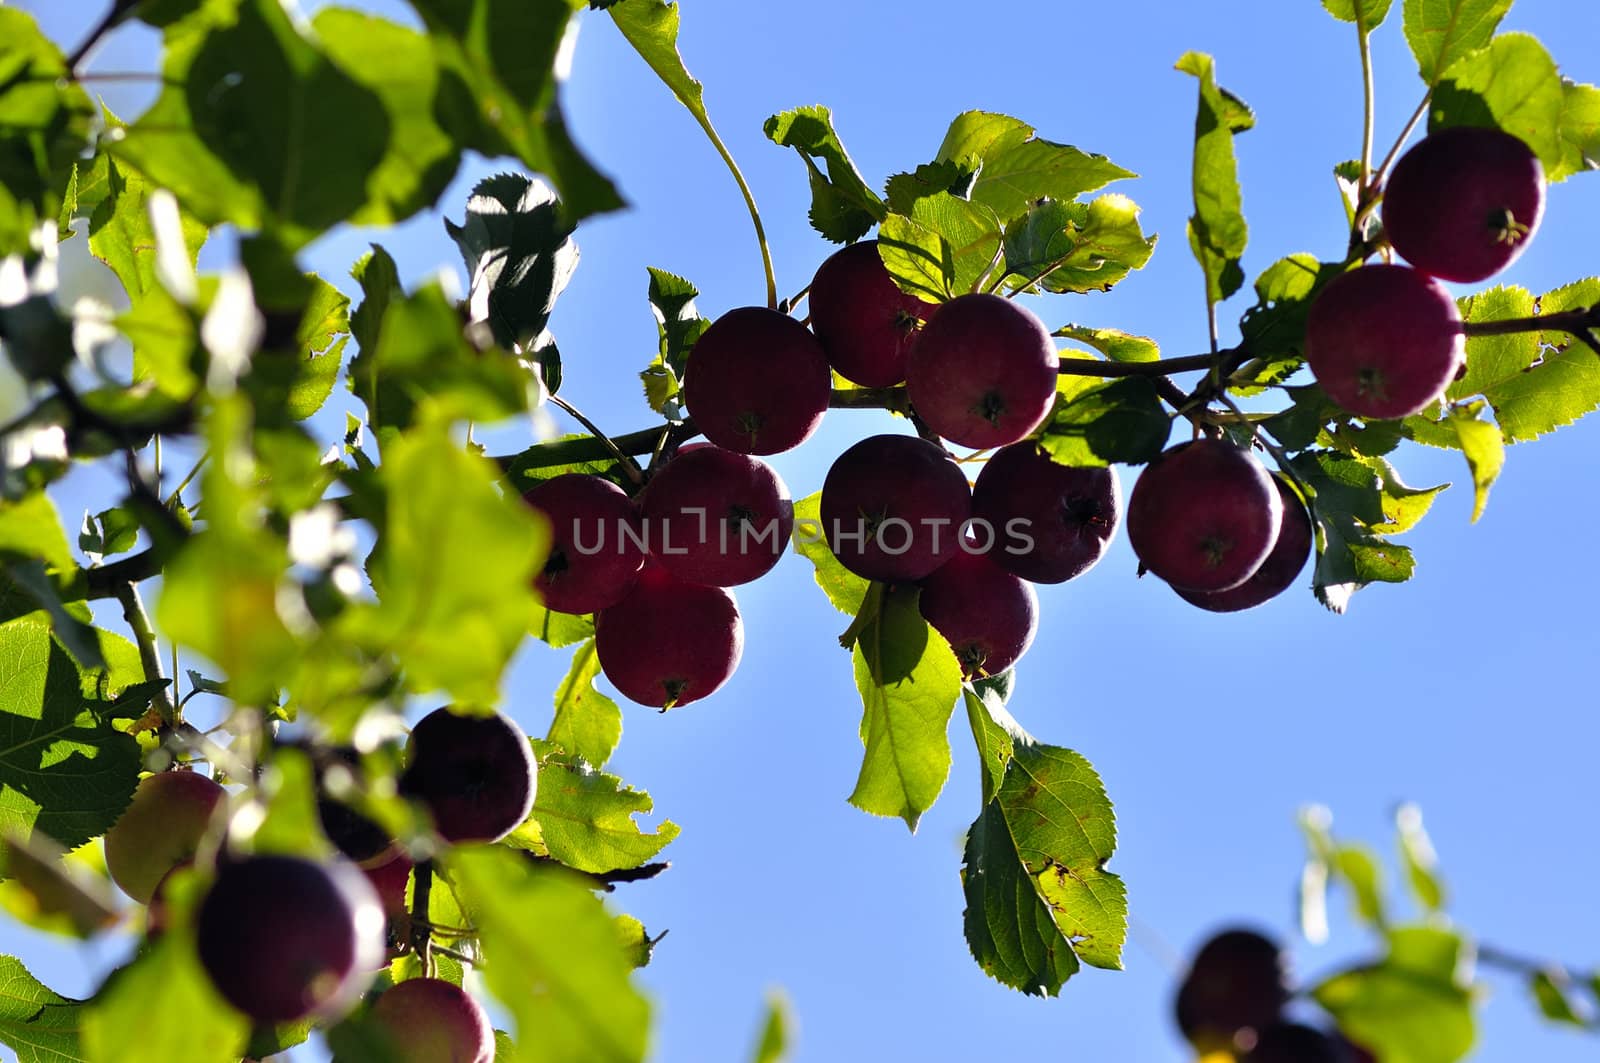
[99,705,537,1062]
[1174,928,1374,1063]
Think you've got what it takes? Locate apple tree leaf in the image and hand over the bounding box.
[962,740,1127,996]
[1404,401,1503,522]
[1177,52,1252,306]
[1402,0,1512,87]
[0,10,95,255]
[1312,926,1476,1063]
[1431,34,1569,180]
[878,192,1002,301]
[1322,0,1395,29]
[449,846,650,1063]
[764,105,886,244]
[1055,324,1160,364]
[934,112,1135,224]
[547,638,623,769]
[1040,374,1169,468]
[82,932,250,1063]
[522,746,679,873]
[0,954,86,1063]
[789,493,869,618]
[639,266,707,414]
[847,585,963,832]
[1000,194,1156,295]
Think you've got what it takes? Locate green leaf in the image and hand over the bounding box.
[847,585,963,831]
[1040,375,1170,468]
[1294,451,1416,613]
[963,676,1031,808]
[1000,194,1156,295]
[1333,844,1388,927]
[239,247,350,424]
[1404,402,1503,522]
[1556,80,1600,180]
[878,192,1002,301]
[548,639,623,768]
[1313,926,1475,1063]
[112,0,395,247]
[0,493,73,579]
[310,7,464,223]
[1237,254,1342,383]
[962,742,1127,996]
[0,10,95,255]
[409,0,621,222]
[448,847,649,1063]
[748,992,792,1063]
[115,285,201,402]
[526,749,678,873]
[1395,803,1446,912]
[365,419,549,705]
[1176,52,1252,305]
[1530,970,1587,1026]
[530,605,597,649]
[82,155,208,300]
[445,173,579,350]
[348,268,537,441]
[884,159,977,215]
[1055,324,1159,363]
[1402,0,1513,86]
[763,105,886,243]
[0,954,85,1062]
[1431,34,1568,180]
[613,913,657,969]
[789,493,869,617]
[1323,0,1395,28]
[0,617,143,850]
[934,112,1135,224]
[82,934,250,1063]
[1358,455,1448,534]
[639,266,707,414]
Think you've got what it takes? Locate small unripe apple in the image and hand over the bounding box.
[367,978,495,1063]
[1175,476,1312,612]
[1382,125,1545,283]
[918,548,1039,677]
[1127,440,1283,592]
[971,442,1120,584]
[521,473,646,615]
[639,443,793,586]
[808,240,935,387]
[197,855,385,1024]
[905,293,1059,448]
[104,770,226,903]
[400,707,537,845]
[1174,928,1289,1052]
[1305,264,1464,420]
[819,433,972,582]
[682,306,831,454]
[595,563,744,708]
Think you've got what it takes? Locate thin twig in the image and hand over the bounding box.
[1356,22,1377,197]
[522,853,670,892]
[112,581,176,727]
[547,395,644,486]
[66,0,139,71]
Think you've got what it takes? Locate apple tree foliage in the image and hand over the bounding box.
[0,0,1596,1060]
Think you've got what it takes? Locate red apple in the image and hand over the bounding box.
[918,548,1039,677]
[808,240,935,387]
[971,442,1120,584]
[368,978,494,1063]
[905,293,1059,448]
[1305,264,1464,420]
[197,855,385,1023]
[682,306,831,454]
[1175,475,1312,612]
[400,708,537,845]
[522,473,646,615]
[1382,125,1545,283]
[1245,1023,1344,1063]
[639,443,792,586]
[1174,928,1290,1052]
[595,563,744,708]
[1127,439,1282,592]
[104,770,226,904]
[819,433,972,583]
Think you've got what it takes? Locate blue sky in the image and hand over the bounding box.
[12,1,1600,1060]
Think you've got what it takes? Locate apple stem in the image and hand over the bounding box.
[547,395,646,487]
[1356,22,1377,198]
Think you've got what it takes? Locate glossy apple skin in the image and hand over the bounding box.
[906,293,1059,448]
[1174,928,1289,1052]
[1127,440,1283,592]
[1245,1023,1344,1063]
[368,978,495,1063]
[918,549,1039,677]
[972,442,1120,584]
[1382,125,1545,283]
[1175,476,1311,612]
[400,707,537,844]
[595,563,744,708]
[809,240,935,387]
[640,444,793,587]
[104,771,226,903]
[1305,264,1465,420]
[522,473,646,615]
[196,855,385,1024]
[819,433,973,583]
[683,306,831,454]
